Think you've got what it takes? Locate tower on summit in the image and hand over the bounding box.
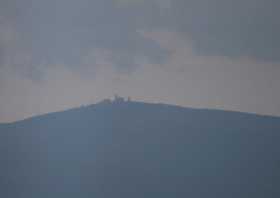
[113,94,125,103]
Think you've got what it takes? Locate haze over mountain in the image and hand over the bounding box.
[2,0,280,122]
[1,98,279,198]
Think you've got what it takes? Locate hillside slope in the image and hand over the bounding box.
[1,100,280,198]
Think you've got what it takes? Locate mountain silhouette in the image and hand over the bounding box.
[1,99,280,198]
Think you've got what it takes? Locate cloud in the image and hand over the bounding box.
[1,30,280,122]
[122,30,280,115]
[1,0,280,122]
[102,0,280,61]
[114,0,145,6]
[2,0,279,77]
[169,0,280,61]
[114,0,171,10]
[0,0,168,80]
[0,22,16,66]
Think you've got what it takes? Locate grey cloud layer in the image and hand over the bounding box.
[0,0,168,73]
[1,0,279,74]
[1,31,280,122]
[173,0,280,60]
[1,0,280,121]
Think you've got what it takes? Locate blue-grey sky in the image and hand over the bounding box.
[1,0,280,122]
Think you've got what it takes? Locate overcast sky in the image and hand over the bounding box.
[0,0,280,122]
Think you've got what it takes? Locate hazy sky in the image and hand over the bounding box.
[0,0,280,122]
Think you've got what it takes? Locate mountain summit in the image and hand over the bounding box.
[1,100,280,198]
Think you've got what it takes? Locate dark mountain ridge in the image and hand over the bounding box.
[1,99,280,198]
[5,99,280,125]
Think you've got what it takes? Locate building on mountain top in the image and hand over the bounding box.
[113,94,125,103]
